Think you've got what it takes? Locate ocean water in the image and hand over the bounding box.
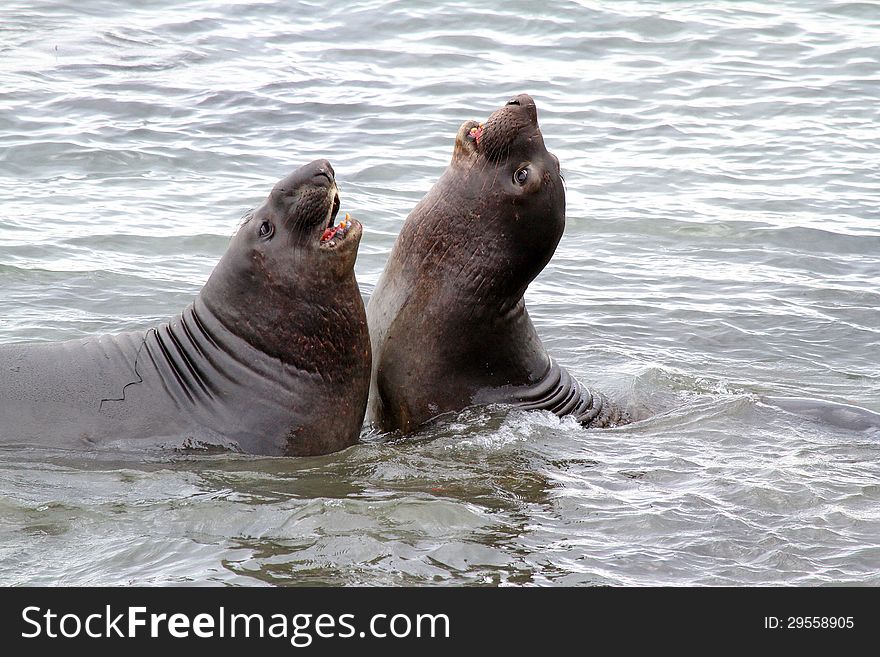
[0,0,878,586]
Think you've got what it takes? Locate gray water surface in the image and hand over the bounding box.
[1,0,878,586]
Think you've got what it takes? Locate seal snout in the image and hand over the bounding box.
[505,93,538,119]
[309,159,336,186]
[473,93,542,160]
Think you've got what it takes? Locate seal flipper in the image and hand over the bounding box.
[506,359,627,428]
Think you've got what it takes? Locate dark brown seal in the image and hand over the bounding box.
[0,160,371,456]
[366,94,625,434]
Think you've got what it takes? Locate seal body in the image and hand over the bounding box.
[0,160,371,456]
[366,94,624,434]
[762,396,880,433]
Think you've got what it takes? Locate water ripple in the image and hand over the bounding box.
[1,0,878,585]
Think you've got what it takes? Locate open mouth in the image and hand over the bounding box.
[319,191,352,247]
[467,122,485,145]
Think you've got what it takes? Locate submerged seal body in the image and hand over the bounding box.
[0,160,371,456]
[366,94,625,434]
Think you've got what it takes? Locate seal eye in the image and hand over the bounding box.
[259,221,274,239]
[514,167,529,185]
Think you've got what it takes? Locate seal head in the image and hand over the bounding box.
[197,159,371,455]
[201,159,364,372]
[443,94,566,302]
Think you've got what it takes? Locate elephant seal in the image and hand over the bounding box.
[0,160,371,456]
[366,94,625,434]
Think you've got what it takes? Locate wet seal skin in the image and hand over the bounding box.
[0,160,371,456]
[366,94,626,434]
